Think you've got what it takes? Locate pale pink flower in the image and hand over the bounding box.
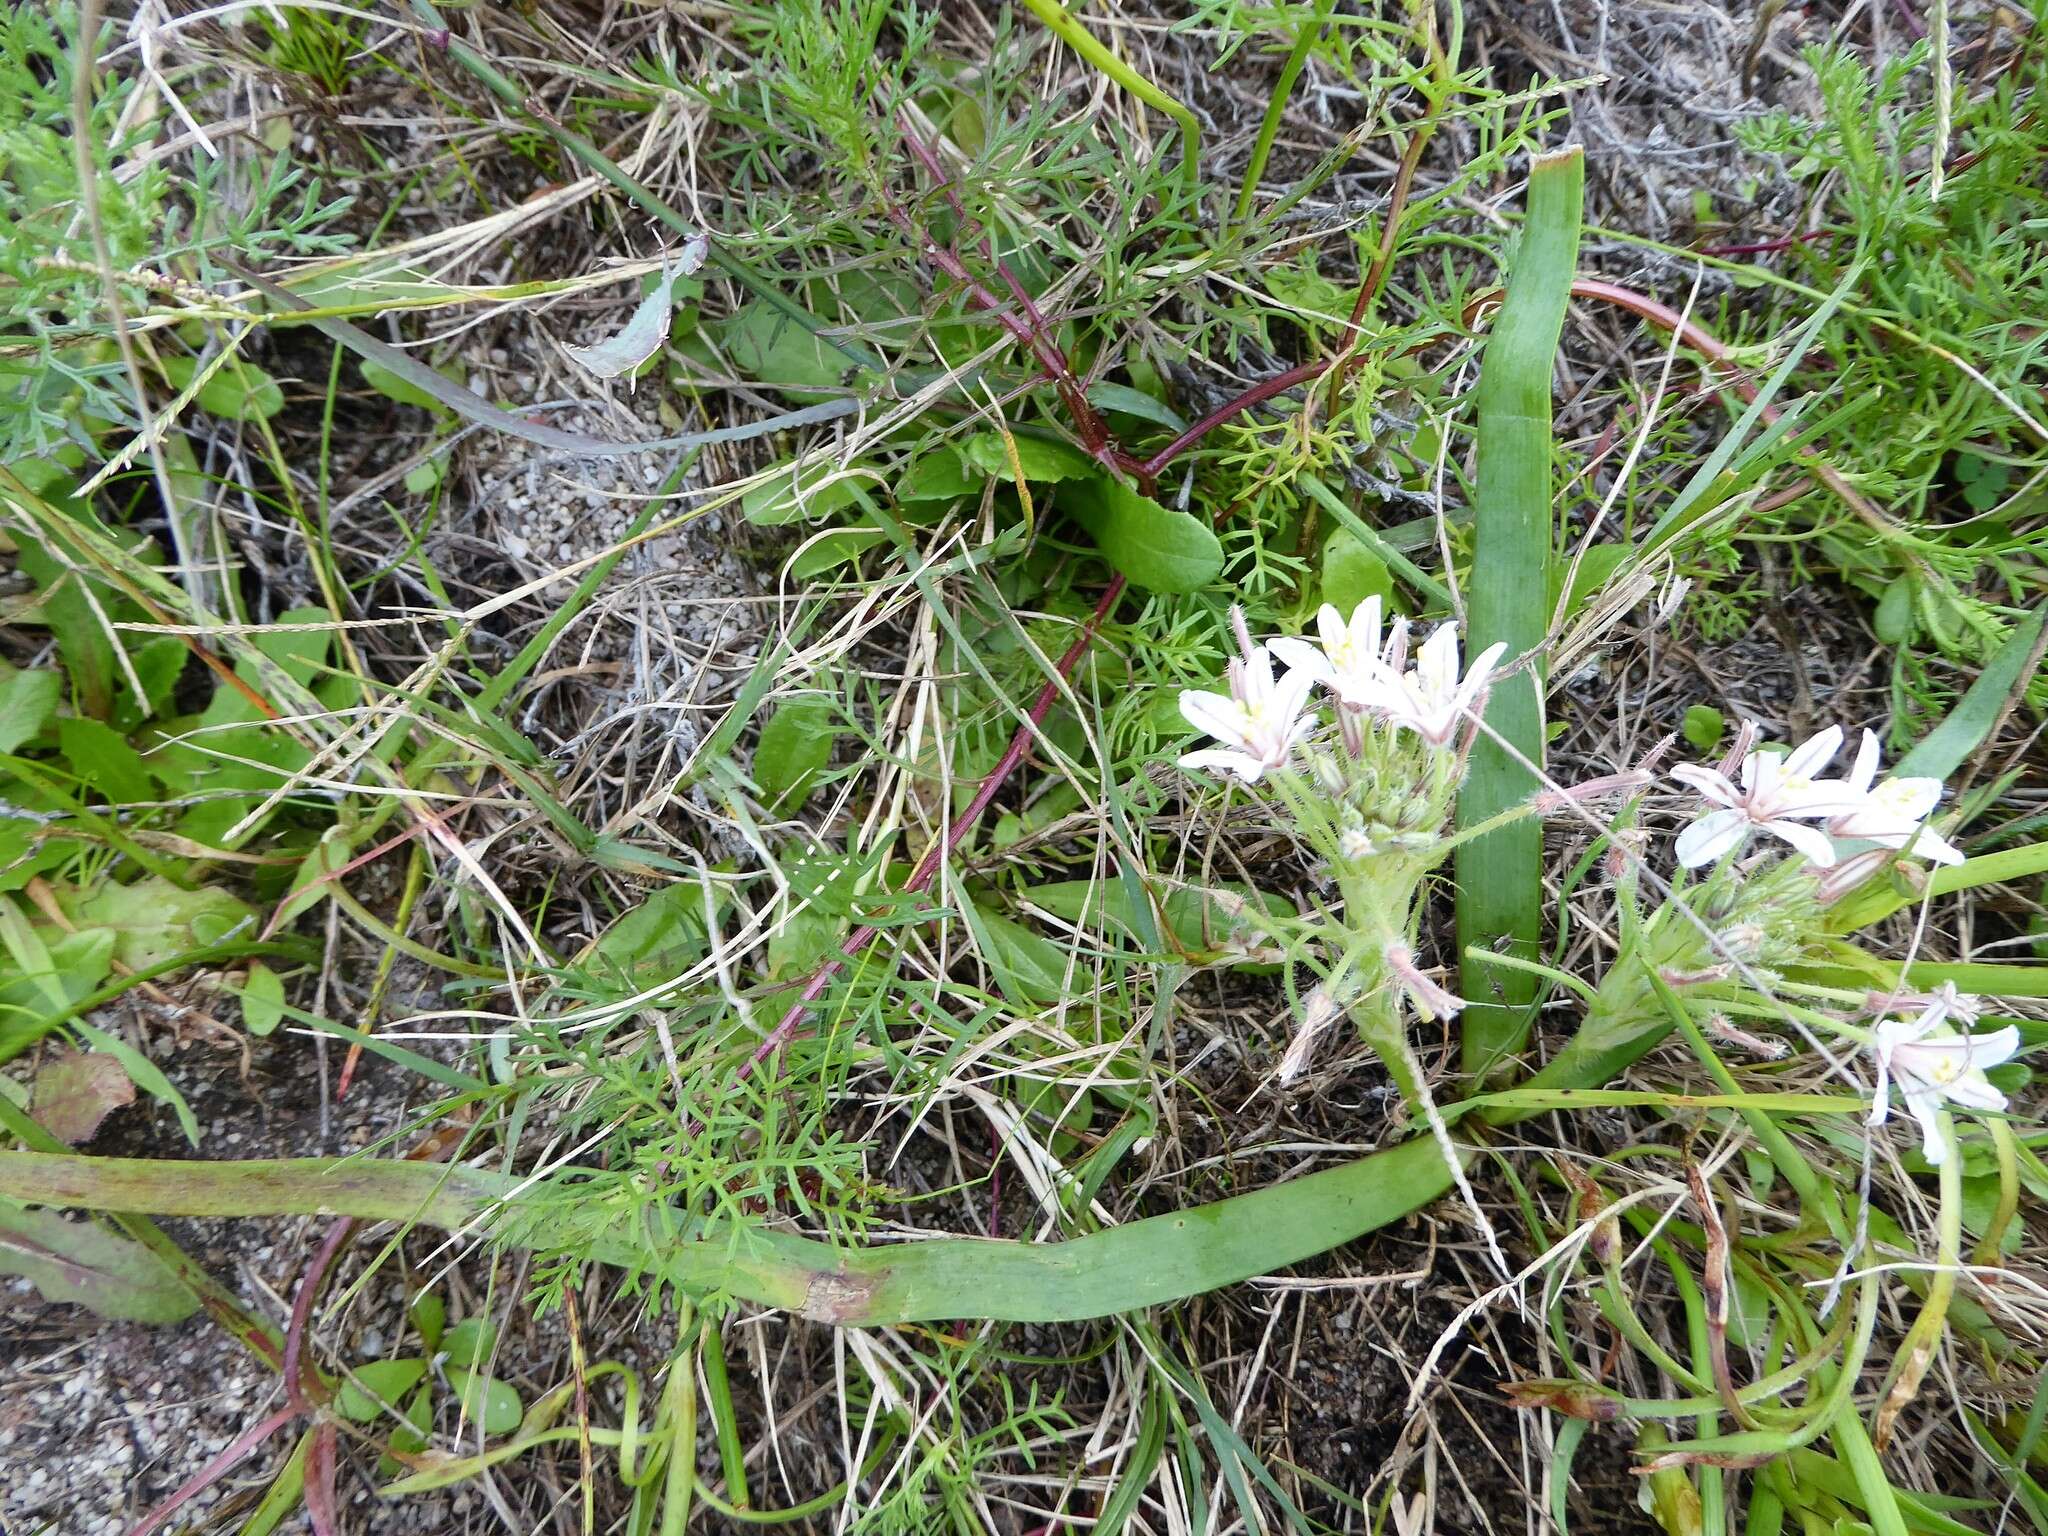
[1827,729,1964,866]
[1178,624,1317,784]
[1370,624,1508,747]
[1869,983,2018,1165]
[1270,598,1394,713]
[1670,725,1862,868]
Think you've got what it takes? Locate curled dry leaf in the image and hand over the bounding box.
[30,1049,134,1146]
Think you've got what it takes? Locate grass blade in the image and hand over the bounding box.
[1456,145,1584,1078]
[1893,606,2047,780]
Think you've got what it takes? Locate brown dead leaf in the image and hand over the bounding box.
[31,1050,134,1146]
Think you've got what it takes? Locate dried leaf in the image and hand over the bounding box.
[563,240,707,381]
[29,1049,133,1145]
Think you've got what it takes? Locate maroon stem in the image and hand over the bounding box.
[283,1217,356,1405]
[304,1421,342,1536]
[1697,229,1834,259]
[1140,359,1332,480]
[127,1406,303,1536]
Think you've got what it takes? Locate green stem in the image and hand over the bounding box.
[0,1139,1458,1327]
[1231,0,1335,230]
[1872,1113,1964,1450]
[1018,0,1201,199]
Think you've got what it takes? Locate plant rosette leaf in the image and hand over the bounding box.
[58,875,254,970]
[0,1197,197,1323]
[1057,472,1224,593]
[754,696,841,810]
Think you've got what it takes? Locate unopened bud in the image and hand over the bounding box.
[1338,826,1376,862]
[1500,1378,1622,1421]
[1703,1013,1787,1058]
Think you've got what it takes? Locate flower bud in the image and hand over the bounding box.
[1500,1378,1622,1421]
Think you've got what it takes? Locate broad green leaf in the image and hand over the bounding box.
[741,462,862,526]
[159,354,285,421]
[0,927,115,1063]
[1087,381,1186,431]
[269,825,355,930]
[963,433,1095,485]
[57,717,156,804]
[716,303,849,391]
[0,1198,197,1322]
[255,607,336,687]
[64,875,253,969]
[1681,704,1724,755]
[789,526,890,579]
[1320,529,1391,616]
[1025,878,1284,960]
[443,1316,496,1370]
[0,669,60,753]
[239,961,286,1036]
[964,896,1069,1003]
[1058,473,1224,593]
[409,1292,446,1352]
[108,638,188,732]
[897,450,974,503]
[14,533,118,721]
[587,884,710,980]
[1875,574,1916,643]
[755,696,840,810]
[445,1367,523,1436]
[1551,542,1631,619]
[337,1358,430,1421]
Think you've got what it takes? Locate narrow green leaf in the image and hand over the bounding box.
[74,1021,201,1146]
[1894,607,2046,780]
[1456,145,1585,1079]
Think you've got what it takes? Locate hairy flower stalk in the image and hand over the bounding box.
[1181,600,1514,1276]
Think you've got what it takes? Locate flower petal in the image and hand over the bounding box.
[1783,725,1844,781]
[1178,748,1268,783]
[1179,690,1250,744]
[1903,1087,1949,1165]
[1762,818,1839,867]
[1268,636,1333,687]
[1846,729,1881,796]
[1671,764,1741,810]
[1676,808,1748,868]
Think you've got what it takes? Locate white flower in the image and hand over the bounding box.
[1178,643,1317,784]
[1827,729,1965,866]
[1270,598,1395,713]
[1369,623,1508,747]
[1868,984,2018,1165]
[1670,725,1863,868]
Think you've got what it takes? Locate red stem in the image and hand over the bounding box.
[1140,360,1332,481]
[127,1406,302,1536]
[283,1216,356,1406]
